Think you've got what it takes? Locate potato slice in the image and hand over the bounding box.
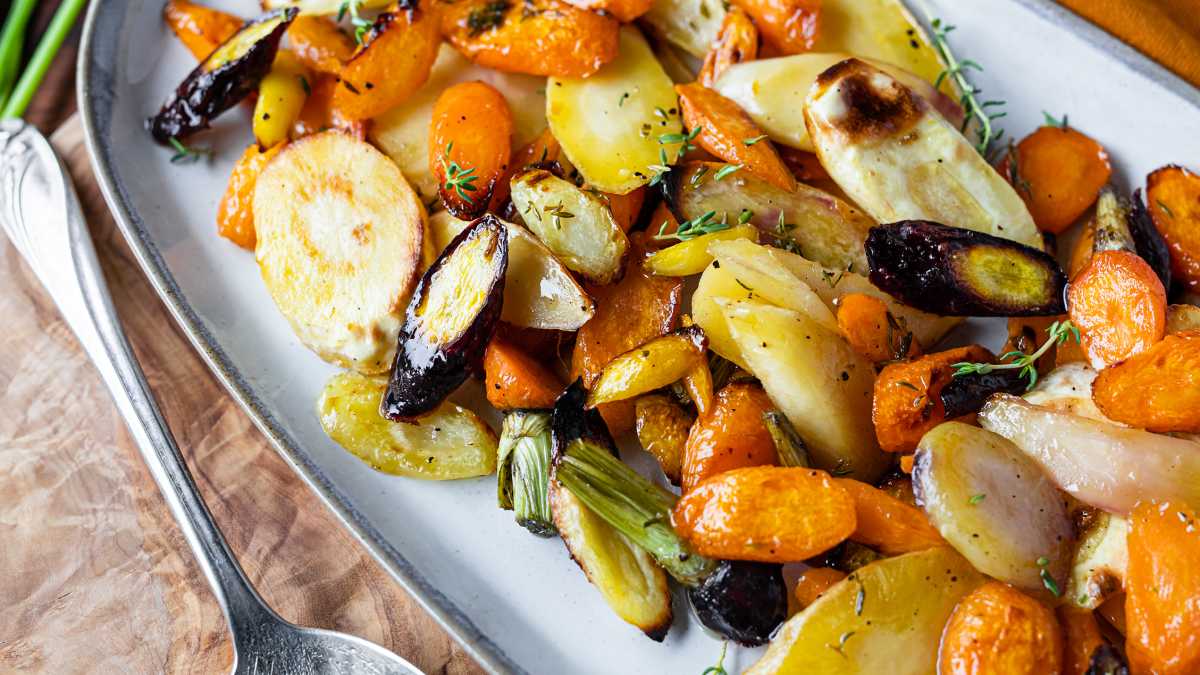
[913,422,1073,599]
[509,169,630,284]
[549,479,673,640]
[586,327,707,407]
[644,223,757,277]
[714,53,962,153]
[429,211,595,331]
[370,44,546,202]
[546,26,683,194]
[1066,511,1128,610]
[642,0,726,57]
[317,372,497,479]
[263,0,390,13]
[254,131,424,373]
[805,59,1043,251]
[747,547,985,674]
[719,299,888,482]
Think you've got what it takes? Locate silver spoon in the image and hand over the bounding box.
[0,119,422,675]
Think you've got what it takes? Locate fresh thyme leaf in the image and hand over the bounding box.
[1041,567,1061,597]
[930,17,1006,155]
[338,0,375,45]
[743,134,768,146]
[713,163,742,181]
[1042,111,1069,129]
[737,209,753,224]
[689,165,709,187]
[442,142,479,203]
[952,320,1078,390]
[467,0,510,36]
[968,493,986,505]
[700,642,729,675]
[167,137,211,164]
[654,210,729,242]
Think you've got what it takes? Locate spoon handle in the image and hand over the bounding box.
[0,120,271,631]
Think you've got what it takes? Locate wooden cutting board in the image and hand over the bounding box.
[0,116,485,674]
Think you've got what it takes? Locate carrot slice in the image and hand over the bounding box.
[938,581,1063,675]
[1146,165,1200,291]
[290,75,367,140]
[999,125,1112,234]
[332,4,441,121]
[217,142,285,249]
[1058,606,1104,675]
[430,81,514,219]
[287,15,354,76]
[1067,217,1096,279]
[604,186,646,233]
[1126,501,1200,675]
[163,0,243,62]
[834,478,943,555]
[698,7,759,87]
[672,466,855,563]
[728,0,819,55]
[872,346,992,453]
[680,383,778,493]
[1067,249,1167,369]
[676,83,797,192]
[680,316,714,416]
[1091,330,1200,433]
[836,293,921,364]
[484,335,564,410]
[793,566,845,610]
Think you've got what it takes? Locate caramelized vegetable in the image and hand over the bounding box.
[149,9,296,143]
[1129,187,1173,289]
[680,315,715,416]
[835,478,942,556]
[866,221,1067,317]
[644,223,757,277]
[642,0,725,58]
[634,395,692,485]
[586,327,707,407]
[1059,607,1105,675]
[497,411,556,535]
[430,81,514,218]
[872,345,992,453]
[332,5,441,121]
[938,368,1028,420]
[286,15,353,75]
[164,0,244,62]
[1067,249,1166,369]
[560,0,652,21]
[318,371,497,479]
[729,0,818,54]
[681,383,777,493]
[762,410,810,468]
[383,216,508,420]
[253,51,310,149]
[1091,330,1200,433]
[1167,303,1200,333]
[689,560,788,646]
[673,467,856,562]
[605,187,645,233]
[290,74,366,139]
[1125,501,1200,675]
[217,142,284,249]
[836,293,921,364]
[1001,124,1112,234]
[440,0,619,77]
[1066,511,1128,610]
[676,83,796,192]
[938,581,1064,675]
[484,335,563,410]
[698,7,758,87]
[1146,165,1200,290]
[792,567,845,610]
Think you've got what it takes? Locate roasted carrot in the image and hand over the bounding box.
[1097,593,1126,636]
[491,128,563,210]
[698,7,759,87]
[1067,217,1096,279]
[938,581,1063,675]
[1126,501,1200,675]
[836,293,921,364]
[646,201,680,245]
[484,335,564,410]
[561,0,652,22]
[1167,303,1200,333]
[728,0,819,55]
[676,83,797,192]
[1003,316,1059,376]
[332,4,441,121]
[1058,606,1104,675]
[998,124,1111,234]
[1067,249,1167,369]
[290,75,367,140]
[1091,330,1200,433]
[898,454,914,474]
[287,15,354,76]
[672,466,856,562]
[872,345,993,453]
[430,81,514,219]
[792,567,845,610]
[163,0,243,62]
[834,478,943,555]
[634,394,693,486]
[217,142,285,249]
[604,187,646,233]
[777,145,830,182]
[681,383,778,493]
[1146,164,1200,291]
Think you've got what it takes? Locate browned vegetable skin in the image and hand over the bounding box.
[149,9,297,143]
[382,215,508,420]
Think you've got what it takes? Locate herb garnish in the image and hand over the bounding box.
[737,209,753,224]
[655,210,729,242]
[659,125,702,160]
[646,148,673,188]
[338,1,374,44]
[714,163,742,181]
[544,202,574,229]
[743,134,768,146]
[465,0,510,36]
[930,18,1007,155]
[968,494,986,505]
[1037,556,1061,597]
[168,137,212,164]
[952,320,1080,390]
[1042,111,1069,129]
[442,142,479,203]
[700,642,729,675]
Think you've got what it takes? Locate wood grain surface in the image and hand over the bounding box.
[0,117,486,674]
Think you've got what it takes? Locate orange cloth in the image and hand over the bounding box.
[1058,0,1200,88]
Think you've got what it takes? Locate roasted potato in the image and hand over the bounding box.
[634,394,692,485]
[253,50,311,149]
[811,0,948,86]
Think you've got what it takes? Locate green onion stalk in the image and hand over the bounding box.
[554,439,718,587]
[0,0,37,110]
[497,411,557,537]
[1,0,90,119]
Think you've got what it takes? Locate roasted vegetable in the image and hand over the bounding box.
[484,335,563,410]
[872,345,991,453]
[263,0,390,12]
[561,0,652,22]
[552,379,620,456]
[546,27,682,194]
[497,411,556,535]
[689,560,787,646]
[382,216,508,420]
[218,142,284,249]
[286,15,354,75]
[641,0,726,58]
[866,221,1067,316]
[698,6,757,87]
[1068,249,1167,369]
[676,83,796,192]
[747,547,985,674]
[836,478,943,556]
[667,161,872,272]
[1086,644,1130,675]
[1145,165,1200,291]
[792,567,845,610]
[1167,303,1200,333]
[253,50,310,149]
[762,410,810,468]
[1066,511,1128,610]
[914,422,1073,599]
[1059,606,1106,675]
[1125,500,1200,675]
[937,581,1064,675]
[430,81,513,219]
[805,59,1043,251]
[1091,330,1200,433]
[149,9,297,143]
[728,0,818,55]
[332,4,441,121]
[835,292,921,364]
[290,74,367,140]
[1000,123,1112,234]
[1086,187,1136,256]
[509,169,630,284]
[810,0,948,85]
[645,223,758,278]
[586,327,707,408]
[1129,188,1173,290]
[163,0,244,62]
[318,371,497,479]
[979,394,1200,514]
[681,383,777,492]
[634,395,691,485]
[253,131,424,373]
[938,368,1027,419]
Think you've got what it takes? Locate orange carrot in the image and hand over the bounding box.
[332,4,441,121]
[938,581,1063,675]
[698,7,759,87]
[287,15,354,76]
[484,335,564,410]
[290,75,367,141]
[834,478,943,555]
[899,454,914,474]
[1126,501,1200,675]
[429,81,514,219]
[999,125,1112,234]
[1058,606,1104,675]
[793,567,845,610]
[836,293,921,364]
[681,383,777,493]
[1067,249,1166,369]
[1146,165,1200,291]
[1091,330,1200,432]
[163,0,243,62]
[560,0,653,22]
[217,142,285,249]
[872,346,993,453]
[491,128,562,210]
[728,0,819,55]
[605,187,646,233]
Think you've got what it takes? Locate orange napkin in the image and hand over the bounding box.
[1058,0,1200,88]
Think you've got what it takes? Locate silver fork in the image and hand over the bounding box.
[0,119,423,675]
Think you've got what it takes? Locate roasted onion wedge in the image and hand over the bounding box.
[1066,511,1128,610]
[866,220,1067,316]
[586,327,708,408]
[149,9,297,143]
[382,216,508,420]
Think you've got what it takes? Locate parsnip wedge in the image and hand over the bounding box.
[429,211,594,330]
[642,0,726,57]
[805,59,1043,251]
[719,298,888,482]
[510,169,629,284]
[547,26,683,194]
[586,327,707,407]
[254,131,424,373]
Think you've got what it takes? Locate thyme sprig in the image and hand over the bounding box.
[929,18,1007,156]
[168,137,212,164]
[952,320,1080,390]
[337,0,373,44]
[442,142,479,204]
[654,210,729,242]
[700,642,729,675]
